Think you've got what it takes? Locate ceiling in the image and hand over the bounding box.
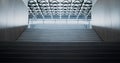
[28,0,92,19]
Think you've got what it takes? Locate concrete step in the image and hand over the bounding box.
[0,42,120,63]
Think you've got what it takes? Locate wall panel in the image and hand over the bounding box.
[92,0,120,41]
[0,0,28,41]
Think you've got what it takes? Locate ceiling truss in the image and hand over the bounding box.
[28,0,92,19]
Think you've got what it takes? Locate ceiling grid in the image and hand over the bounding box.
[28,0,92,19]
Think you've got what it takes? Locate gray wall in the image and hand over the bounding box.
[0,0,28,41]
[92,0,120,41]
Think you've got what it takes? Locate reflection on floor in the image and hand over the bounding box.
[28,24,90,29]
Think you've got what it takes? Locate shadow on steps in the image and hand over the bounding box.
[0,41,120,63]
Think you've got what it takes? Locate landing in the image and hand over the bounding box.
[17,29,102,42]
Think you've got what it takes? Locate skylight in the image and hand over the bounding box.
[28,0,92,19]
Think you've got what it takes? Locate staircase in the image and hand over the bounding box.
[2,29,118,63]
[0,42,120,63]
[17,29,102,42]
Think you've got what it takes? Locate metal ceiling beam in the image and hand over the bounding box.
[60,2,62,19]
[50,0,60,18]
[28,0,38,18]
[86,9,91,17]
[34,0,45,19]
[48,0,53,19]
[83,1,92,18]
[28,8,36,19]
[68,0,84,19]
[61,0,70,17]
[76,0,92,19]
[68,0,73,19]
[76,0,85,19]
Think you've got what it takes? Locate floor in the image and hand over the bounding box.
[17,25,102,42]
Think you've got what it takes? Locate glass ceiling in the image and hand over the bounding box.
[28,0,92,19]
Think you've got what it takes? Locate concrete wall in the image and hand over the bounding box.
[92,0,120,41]
[0,0,28,41]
